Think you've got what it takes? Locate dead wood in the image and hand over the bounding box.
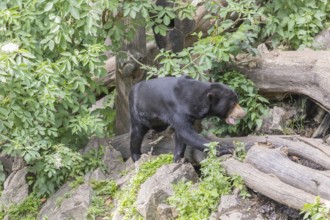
[246,145,330,200]
[207,134,330,169]
[312,113,330,138]
[110,132,330,209]
[111,133,330,168]
[236,50,330,113]
[110,132,175,160]
[297,137,330,157]
[223,158,330,210]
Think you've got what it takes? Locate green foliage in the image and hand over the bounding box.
[0,0,113,196]
[87,180,117,219]
[28,145,105,196]
[231,175,250,199]
[146,0,262,79]
[98,0,195,49]
[168,142,232,219]
[301,196,330,220]
[208,71,269,136]
[233,141,247,162]
[69,176,85,189]
[0,0,197,197]
[261,0,330,49]
[0,162,5,186]
[1,193,42,220]
[117,154,173,219]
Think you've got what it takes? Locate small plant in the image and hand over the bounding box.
[69,176,84,189]
[91,179,117,197]
[0,162,5,186]
[233,141,247,162]
[55,192,72,207]
[5,193,42,220]
[87,180,117,219]
[168,142,232,219]
[261,0,330,49]
[231,175,250,199]
[301,196,330,220]
[117,154,173,219]
[27,145,105,196]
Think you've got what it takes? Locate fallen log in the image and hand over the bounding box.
[222,158,330,210]
[207,134,330,169]
[246,144,330,200]
[111,133,330,167]
[236,49,330,113]
[109,132,330,210]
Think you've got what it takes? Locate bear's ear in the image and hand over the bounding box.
[207,93,215,101]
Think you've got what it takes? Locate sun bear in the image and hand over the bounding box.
[129,76,246,162]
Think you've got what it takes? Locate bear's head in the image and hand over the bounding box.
[207,83,246,125]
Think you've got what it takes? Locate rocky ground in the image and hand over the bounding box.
[0,97,329,219]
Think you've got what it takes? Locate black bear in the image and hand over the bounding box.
[129,76,246,162]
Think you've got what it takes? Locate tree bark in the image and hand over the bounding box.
[115,22,146,135]
[235,49,330,113]
[246,145,330,200]
[109,133,330,209]
[223,158,330,210]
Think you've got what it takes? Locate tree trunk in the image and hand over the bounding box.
[235,49,330,113]
[115,22,146,135]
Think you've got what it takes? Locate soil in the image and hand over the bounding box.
[232,190,302,220]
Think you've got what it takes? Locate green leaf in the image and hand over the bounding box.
[70,7,80,19]
[49,40,55,51]
[163,15,171,26]
[0,108,9,116]
[21,51,36,59]
[44,2,54,12]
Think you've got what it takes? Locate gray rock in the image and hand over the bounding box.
[136,163,198,220]
[83,138,125,181]
[38,183,92,220]
[0,167,29,207]
[219,211,243,220]
[111,208,124,220]
[0,154,14,176]
[84,167,107,182]
[217,195,239,213]
[313,28,330,49]
[258,106,286,134]
[156,204,177,220]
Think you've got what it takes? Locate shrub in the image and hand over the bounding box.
[261,0,330,49]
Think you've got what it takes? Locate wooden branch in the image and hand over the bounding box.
[223,158,330,210]
[246,145,330,200]
[236,50,330,113]
[297,137,330,157]
[207,134,330,169]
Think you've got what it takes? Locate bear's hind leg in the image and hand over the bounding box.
[174,132,187,163]
[130,119,149,162]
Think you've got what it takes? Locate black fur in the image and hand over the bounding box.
[129,76,239,162]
